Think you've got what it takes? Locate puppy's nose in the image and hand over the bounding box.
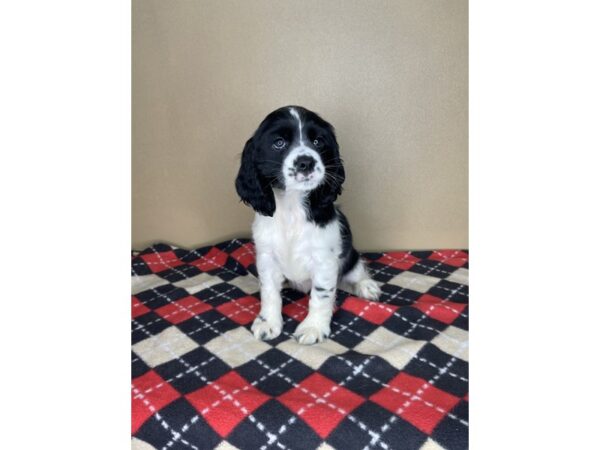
[294,155,316,174]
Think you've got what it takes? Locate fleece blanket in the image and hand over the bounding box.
[132,239,468,450]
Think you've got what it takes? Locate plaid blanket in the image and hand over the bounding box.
[132,239,468,450]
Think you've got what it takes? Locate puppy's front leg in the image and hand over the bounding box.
[294,261,337,345]
[252,251,284,341]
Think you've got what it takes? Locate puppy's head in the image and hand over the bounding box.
[235,106,345,216]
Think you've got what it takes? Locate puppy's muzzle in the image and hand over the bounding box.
[294,155,316,175]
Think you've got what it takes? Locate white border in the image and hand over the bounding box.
[0,1,130,448]
[471,1,600,448]
[1,1,599,448]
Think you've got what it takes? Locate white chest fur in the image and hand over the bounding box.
[252,190,342,283]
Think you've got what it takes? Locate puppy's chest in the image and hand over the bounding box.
[270,210,315,280]
[253,191,341,281]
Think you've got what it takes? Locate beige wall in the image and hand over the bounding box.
[132,0,468,251]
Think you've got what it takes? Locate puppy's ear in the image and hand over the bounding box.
[309,126,345,210]
[235,137,276,216]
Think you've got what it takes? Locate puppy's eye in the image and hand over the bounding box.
[313,137,324,148]
[273,138,286,149]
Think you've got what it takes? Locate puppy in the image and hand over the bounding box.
[235,106,380,344]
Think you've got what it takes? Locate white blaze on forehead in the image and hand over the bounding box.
[288,107,305,145]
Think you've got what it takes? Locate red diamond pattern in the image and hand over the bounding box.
[377,252,420,270]
[282,296,309,321]
[132,296,150,319]
[131,240,469,448]
[132,370,180,433]
[428,250,468,268]
[370,373,460,434]
[412,294,466,324]
[278,373,365,438]
[154,295,212,324]
[230,243,255,268]
[190,247,229,271]
[185,371,270,437]
[216,296,261,325]
[140,250,184,273]
[341,297,399,325]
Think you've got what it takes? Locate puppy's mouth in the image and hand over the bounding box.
[294,173,315,183]
[284,169,322,191]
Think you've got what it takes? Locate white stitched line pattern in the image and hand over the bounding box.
[137,305,468,450]
[132,384,200,450]
[367,259,469,296]
[134,281,366,449]
[280,291,469,383]
[134,245,467,314]
[134,243,467,301]
[261,356,390,450]
[375,266,468,298]
[136,303,331,399]
[175,240,251,276]
[338,292,467,345]
[133,334,257,398]
[134,286,393,450]
[337,295,465,347]
[132,317,288,450]
[331,250,464,341]
[136,299,465,403]
[349,298,468,336]
[132,243,468,446]
[132,280,232,310]
[132,247,255,268]
[132,239,251,282]
[369,252,466,279]
[165,415,200,449]
[380,291,468,320]
[365,341,469,450]
[332,354,469,428]
[132,275,246,309]
[372,250,466,341]
[131,285,243,331]
[329,315,468,382]
[133,280,467,402]
[136,264,462,394]
[132,239,248,268]
[371,250,467,296]
[152,249,211,285]
[167,356,295,447]
[132,285,262,356]
[148,295,383,446]
[353,275,468,319]
[133,294,466,448]
[133,243,466,295]
[402,285,465,340]
[132,260,290,449]
[378,253,460,278]
[255,315,466,450]
[431,250,467,261]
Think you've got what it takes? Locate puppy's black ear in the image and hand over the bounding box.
[235,138,276,216]
[309,127,345,212]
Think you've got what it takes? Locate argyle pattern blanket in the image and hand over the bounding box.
[132,239,468,450]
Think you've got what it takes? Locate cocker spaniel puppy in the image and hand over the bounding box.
[235,106,380,345]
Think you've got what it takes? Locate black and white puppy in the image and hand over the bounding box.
[235,106,380,345]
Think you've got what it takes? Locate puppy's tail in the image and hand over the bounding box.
[340,258,381,301]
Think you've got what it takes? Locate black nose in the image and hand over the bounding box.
[294,155,316,174]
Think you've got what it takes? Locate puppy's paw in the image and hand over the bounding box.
[355,278,381,301]
[251,315,282,341]
[294,319,330,345]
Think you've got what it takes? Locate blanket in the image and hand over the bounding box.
[132,239,468,450]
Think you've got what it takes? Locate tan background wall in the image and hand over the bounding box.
[132,0,468,251]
